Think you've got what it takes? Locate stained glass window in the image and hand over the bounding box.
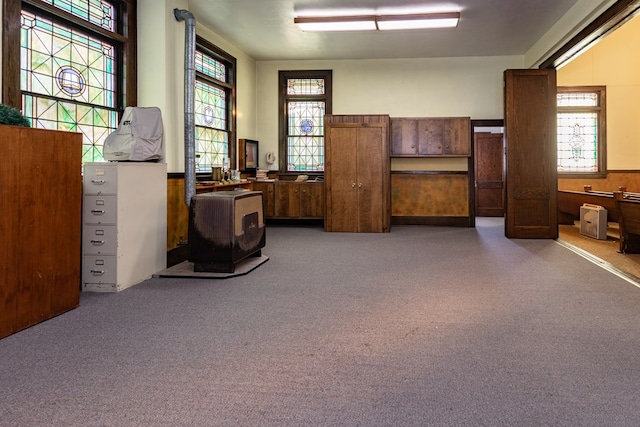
[557,112,598,172]
[279,71,332,173]
[195,80,228,171]
[287,78,325,95]
[194,42,235,173]
[20,3,119,163]
[41,0,115,31]
[195,51,226,82]
[287,101,325,171]
[556,87,606,174]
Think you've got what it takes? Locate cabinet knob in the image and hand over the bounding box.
[352,182,356,188]
[358,183,363,188]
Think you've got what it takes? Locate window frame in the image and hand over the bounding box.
[557,85,607,178]
[278,69,332,176]
[2,0,137,111]
[194,35,237,175]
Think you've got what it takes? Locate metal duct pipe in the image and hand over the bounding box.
[174,8,196,207]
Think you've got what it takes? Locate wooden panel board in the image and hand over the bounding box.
[504,69,558,238]
[391,173,469,217]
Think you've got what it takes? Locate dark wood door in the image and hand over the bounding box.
[356,125,385,232]
[325,125,359,231]
[504,69,558,238]
[475,132,505,217]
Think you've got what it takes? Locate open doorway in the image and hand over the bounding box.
[473,120,505,217]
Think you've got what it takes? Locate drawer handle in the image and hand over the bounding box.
[91,240,105,245]
[91,210,105,215]
[91,180,106,185]
[90,270,105,275]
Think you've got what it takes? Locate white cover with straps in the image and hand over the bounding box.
[103,107,164,161]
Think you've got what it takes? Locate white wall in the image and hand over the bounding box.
[255,56,523,170]
[137,0,257,173]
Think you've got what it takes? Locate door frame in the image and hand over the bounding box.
[471,119,505,220]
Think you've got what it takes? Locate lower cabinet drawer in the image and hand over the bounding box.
[83,195,117,224]
[83,255,116,285]
[82,225,117,254]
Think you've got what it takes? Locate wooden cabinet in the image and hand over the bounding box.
[274,181,324,219]
[252,181,275,217]
[325,115,390,232]
[391,117,471,156]
[0,126,82,339]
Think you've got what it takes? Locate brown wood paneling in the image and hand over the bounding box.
[559,171,640,193]
[1,126,81,339]
[504,69,558,238]
[167,177,189,250]
[391,173,469,217]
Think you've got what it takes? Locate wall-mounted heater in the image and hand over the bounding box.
[580,203,607,240]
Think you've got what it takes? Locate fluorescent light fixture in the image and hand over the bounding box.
[294,15,377,32]
[376,12,460,30]
[294,12,460,32]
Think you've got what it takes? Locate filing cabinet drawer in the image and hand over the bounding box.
[84,164,118,194]
[82,225,117,254]
[83,195,116,224]
[83,255,116,284]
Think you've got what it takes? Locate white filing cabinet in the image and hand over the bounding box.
[82,162,167,292]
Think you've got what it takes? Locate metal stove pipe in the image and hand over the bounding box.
[174,8,196,207]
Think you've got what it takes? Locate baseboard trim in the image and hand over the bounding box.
[392,216,473,227]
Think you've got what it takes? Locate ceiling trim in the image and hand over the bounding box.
[540,0,640,68]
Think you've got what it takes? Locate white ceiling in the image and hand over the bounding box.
[187,0,583,61]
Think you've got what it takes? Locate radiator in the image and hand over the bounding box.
[580,203,607,240]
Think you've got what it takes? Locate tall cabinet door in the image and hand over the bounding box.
[357,125,386,232]
[326,125,359,231]
[504,69,557,238]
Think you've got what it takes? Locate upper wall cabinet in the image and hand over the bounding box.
[391,117,471,157]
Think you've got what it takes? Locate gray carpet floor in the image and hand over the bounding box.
[2,218,640,426]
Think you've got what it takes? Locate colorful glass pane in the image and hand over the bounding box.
[287,101,325,171]
[195,51,226,82]
[194,77,229,172]
[557,92,598,107]
[21,10,116,108]
[557,112,598,172]
[195,81,226,130]
[287,78,325,95]
[23,94,118,163]
[41,0,115,31]
[195,126,228,172]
